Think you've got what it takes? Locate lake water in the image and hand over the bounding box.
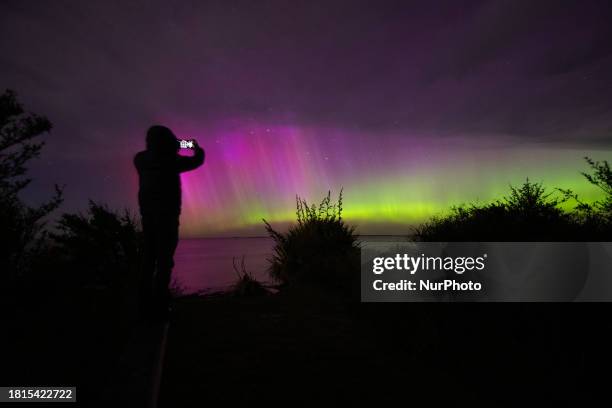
[173,237,275,293]
[173,236,410,293]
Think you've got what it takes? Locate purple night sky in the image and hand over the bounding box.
[1,0,611,236]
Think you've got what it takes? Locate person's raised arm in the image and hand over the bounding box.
[176,141,205,173]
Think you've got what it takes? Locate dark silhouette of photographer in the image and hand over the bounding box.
[134,125,205,318]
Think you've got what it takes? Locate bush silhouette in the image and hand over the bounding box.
[581,157,612,214]
[231,256,268,297]
[559,157,612,231]
[50,200,142,289]
[264,190,360,292]
[414,179,581,241]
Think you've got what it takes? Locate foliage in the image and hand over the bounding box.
[560,157,612,217]
[264,189,360,292]
[414,179,582,241]
[581,157,612,211]
[0,89,63,282]
[50,201,142,288]
[231,256,268,297]
[504,178,564,214]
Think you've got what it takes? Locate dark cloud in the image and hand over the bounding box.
[1,0,612,209]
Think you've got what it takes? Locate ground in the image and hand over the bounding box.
[158,291,606,406]
[6,286,610,406]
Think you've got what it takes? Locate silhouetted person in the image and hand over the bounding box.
[134,125,205,318]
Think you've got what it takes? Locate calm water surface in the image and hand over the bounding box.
[173,237,275,293]
[173,236,409,293]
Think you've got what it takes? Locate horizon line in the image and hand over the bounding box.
[180,234,414,239]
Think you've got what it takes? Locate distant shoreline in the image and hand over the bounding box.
[180,234,413,240]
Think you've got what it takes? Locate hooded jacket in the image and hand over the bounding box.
[134,126,204,217]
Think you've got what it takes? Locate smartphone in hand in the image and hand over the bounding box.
[178,139,195,149]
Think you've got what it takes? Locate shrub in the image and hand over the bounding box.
[231,256,268,297]
[50,200,142,288]
[414,179,580,241]
[264,190,360,292]
[581,157,612,215]
[559,157,612,234]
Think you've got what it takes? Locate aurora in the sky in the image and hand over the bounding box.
[168,120,609,236]
[2,1,611,237]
